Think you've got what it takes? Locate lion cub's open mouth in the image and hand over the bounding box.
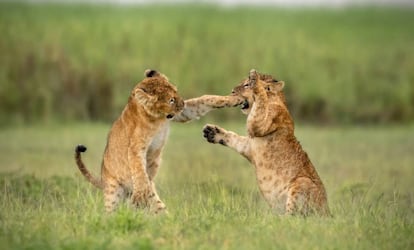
[240,100,250,110]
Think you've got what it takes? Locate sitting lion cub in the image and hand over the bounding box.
[203,69,330,216]
[75,69,184,214]
[75,69,243,214]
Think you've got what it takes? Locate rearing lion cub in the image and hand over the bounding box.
[75,69,243,213]
[203,69,330,216]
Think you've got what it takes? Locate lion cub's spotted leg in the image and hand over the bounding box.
[146,158,167,214]
[172,95,244,122]
[203,124,251,160]
[145,150,168,214]
[126,145,158,212]
[148,181,167,214]
[285,178,313,216]
[129,162,153,210]
[103,177,125,213]
[132,180,166,214]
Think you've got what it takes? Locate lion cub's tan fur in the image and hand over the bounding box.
[203,70,330,216]
[75,70,185,214]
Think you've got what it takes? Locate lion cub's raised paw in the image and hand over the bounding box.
[203,124,226,145]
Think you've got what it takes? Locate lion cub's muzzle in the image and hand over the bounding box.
[166,99,184,119]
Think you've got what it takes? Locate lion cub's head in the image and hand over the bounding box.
[231,70,286,115]
[131,69,184,119]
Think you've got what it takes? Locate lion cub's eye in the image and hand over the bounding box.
[169,98,175,104]
[243,83,250,89]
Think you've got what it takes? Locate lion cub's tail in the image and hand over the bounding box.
[75,145,104,189]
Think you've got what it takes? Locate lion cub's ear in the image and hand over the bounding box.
[274,81,285,91]
[145,69,160,78]
[134,87,157,106]
[248,69,259,87]
[265,81,285,92]
[144,69,169,81]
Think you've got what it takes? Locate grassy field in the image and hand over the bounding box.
[0,121,413,249]
[0,4,413,124]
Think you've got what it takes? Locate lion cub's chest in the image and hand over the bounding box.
[148,122,170,153]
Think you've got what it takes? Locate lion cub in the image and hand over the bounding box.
[203,70,330,216]
[75,69,244,214]
[75,69,184,214]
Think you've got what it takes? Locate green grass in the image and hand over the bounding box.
[0,3,413,124]
[0,122,413,249]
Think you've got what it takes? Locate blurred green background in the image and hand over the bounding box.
[1,2,413,126]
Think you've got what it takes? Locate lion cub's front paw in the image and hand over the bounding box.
[131,195,146,209]
[203,124,226,145]
[227,95,245,107]
[151,199,168,215]
[131,188,153,209]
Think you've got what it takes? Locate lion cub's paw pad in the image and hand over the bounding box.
[202,125,221,143]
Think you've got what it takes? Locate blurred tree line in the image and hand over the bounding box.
[0,4,413,126]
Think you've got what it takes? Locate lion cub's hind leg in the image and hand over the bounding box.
[285,178,322,216]
[103,177,125,213]
[285,188,309,216]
